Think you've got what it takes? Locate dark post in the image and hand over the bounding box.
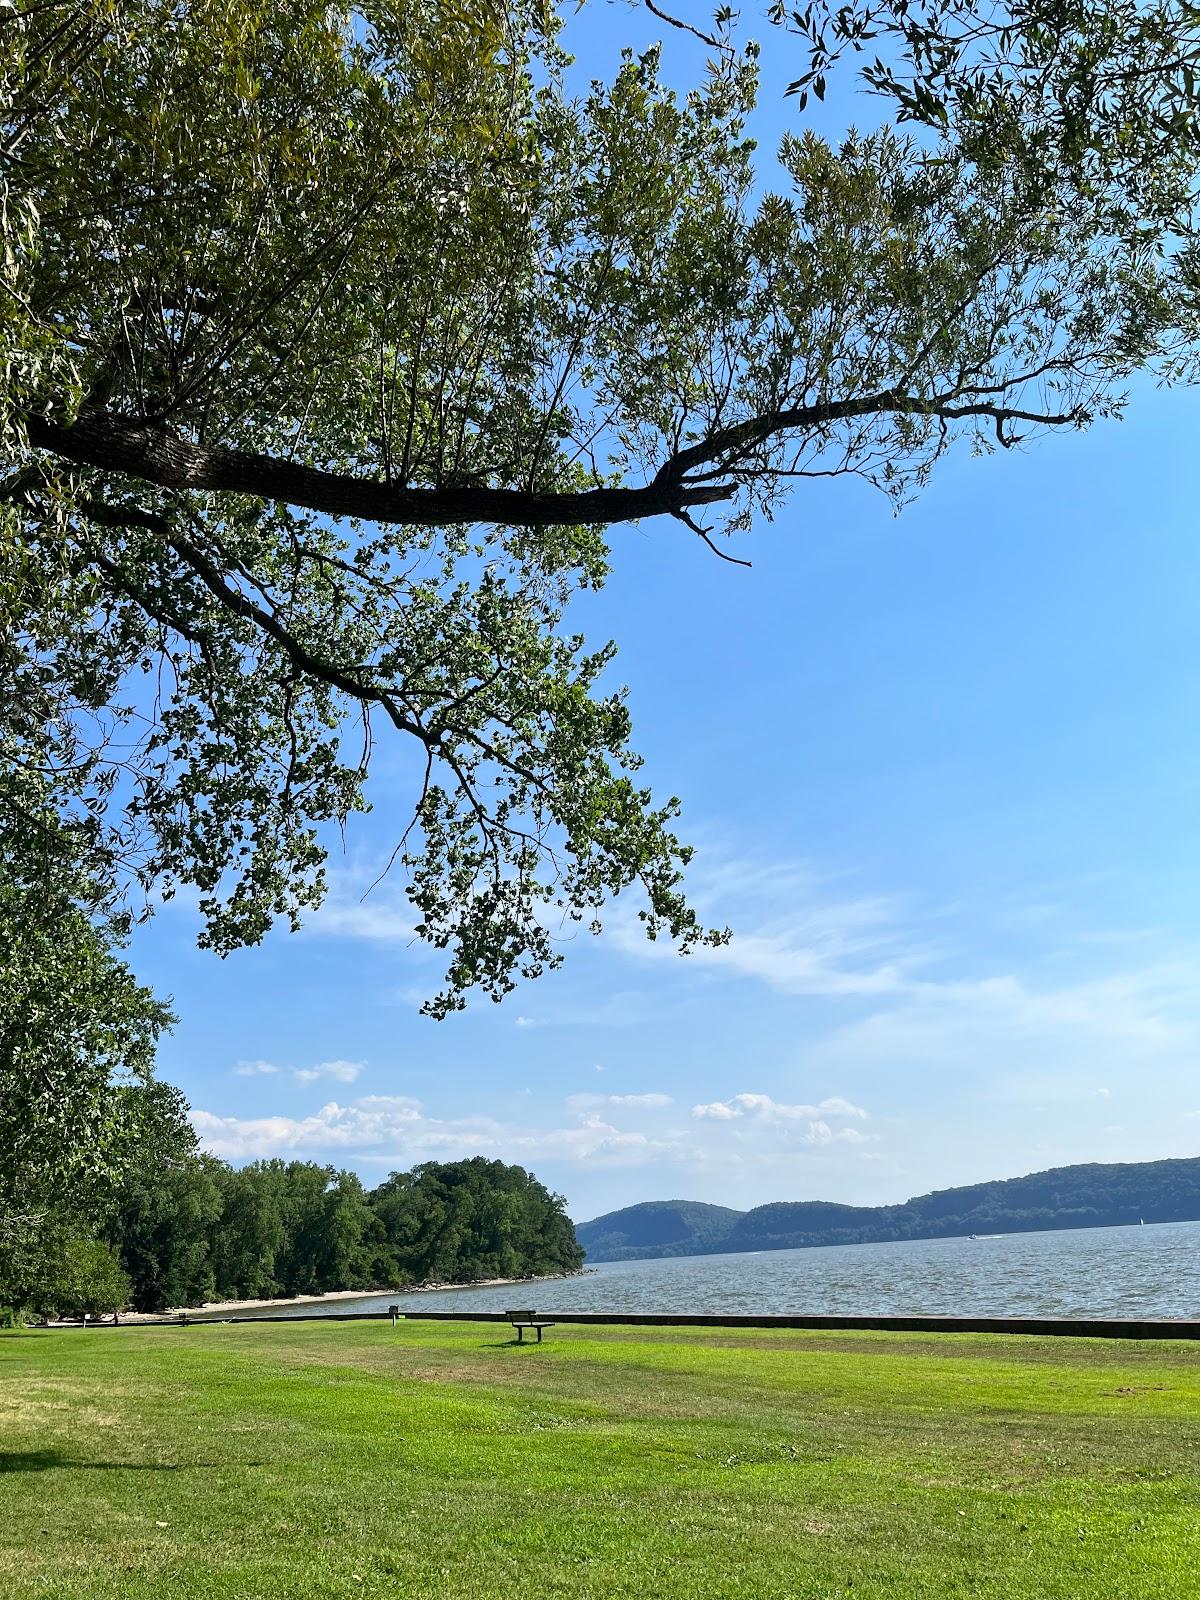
[388,1304,399,1328]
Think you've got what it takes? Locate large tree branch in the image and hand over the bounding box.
[25,385,1085,533]
[26,409,734,527]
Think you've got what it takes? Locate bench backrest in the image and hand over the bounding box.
[505,1309,536,1321]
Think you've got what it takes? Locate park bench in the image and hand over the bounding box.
[505,1308,555,1344]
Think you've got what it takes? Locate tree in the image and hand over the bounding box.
[370,1158,583,1282]
[105,1152,224,1311]
[774,0,1200,240]
[209,1160,289,1300]
[0,1224,131,1320]
[3,0,1193,1014]
[0,760,188,1245]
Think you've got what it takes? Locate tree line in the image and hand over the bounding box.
[2,1155,583,1319]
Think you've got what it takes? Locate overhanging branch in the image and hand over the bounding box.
[25,409,735,528]
[24,385,1085,534]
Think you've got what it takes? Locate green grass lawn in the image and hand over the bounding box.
[3,1320,1200,1598]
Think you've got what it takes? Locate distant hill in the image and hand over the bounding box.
[576,1156,1200,1262]
[575,1199,744,1261]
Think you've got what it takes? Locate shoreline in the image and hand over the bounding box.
[117,1270,588,1324]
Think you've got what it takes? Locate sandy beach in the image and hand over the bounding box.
[112,1271,587,1324]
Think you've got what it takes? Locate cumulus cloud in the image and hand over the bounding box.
[191,1095,680,1168]
[191,1079,878,1174]
[691,1093,867,1122]
[234,1059,280,1077]
[293,1059,365,1086]
[686,1093,875,1152]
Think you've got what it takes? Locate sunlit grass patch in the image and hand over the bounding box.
[2,1321,1199,1598]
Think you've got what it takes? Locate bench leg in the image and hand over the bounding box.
[516,1326,524,1343]
[536,1327,543,1343]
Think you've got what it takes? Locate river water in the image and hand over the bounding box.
[216,1219,1200,1322]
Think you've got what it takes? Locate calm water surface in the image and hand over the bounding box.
[219,1219,1200,1321]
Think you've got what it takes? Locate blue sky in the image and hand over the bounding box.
[130,6,1200,1223]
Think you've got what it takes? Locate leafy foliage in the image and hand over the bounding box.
[0,1223,131,1319]
[100,1154,583,1312]
[370,1157,584,1284]
[3,0,1192,1011]
[773,0,1200,245]
[0,762,188,1243]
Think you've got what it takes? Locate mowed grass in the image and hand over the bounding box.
[3,1321,1200,1598]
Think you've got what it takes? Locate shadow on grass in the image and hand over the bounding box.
[0,1450,241,1473]
[479,1338,548,1349]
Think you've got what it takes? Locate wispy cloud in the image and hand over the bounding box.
[293,1059,365,1086]
[235,1057,366,1086]
[294,852,420,945]
[607,873,921,999]
[567,1092,674,1111]
[817,964,1195,1070]
[608,847,1197,1076]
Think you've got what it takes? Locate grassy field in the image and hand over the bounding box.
[3,1320,1200,1598]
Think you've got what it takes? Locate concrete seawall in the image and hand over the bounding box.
[69,1309,1200,1339]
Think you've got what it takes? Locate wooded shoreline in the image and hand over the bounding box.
[102,1268,590,1324]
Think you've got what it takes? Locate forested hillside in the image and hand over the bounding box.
[575,1201,744,1262]
[577,1157,1200,1262]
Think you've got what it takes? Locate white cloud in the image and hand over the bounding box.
[294,856,419,945]
[610,891,918,999]
[293,1059,365,1086]
[191,1096,681,1169]
[191,1083,874,1175]
[608,849,1197,1084]
[692,1093,867,1122]
[234,1059,280,1077]
[818,964,1194,1071]
[567,1092,673,1111]
[1097,1086,1111,1098]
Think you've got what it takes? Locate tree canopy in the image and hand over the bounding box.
[0,758,187,1246]
[3,0,1196,1015]
[98,1154,583,1314]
